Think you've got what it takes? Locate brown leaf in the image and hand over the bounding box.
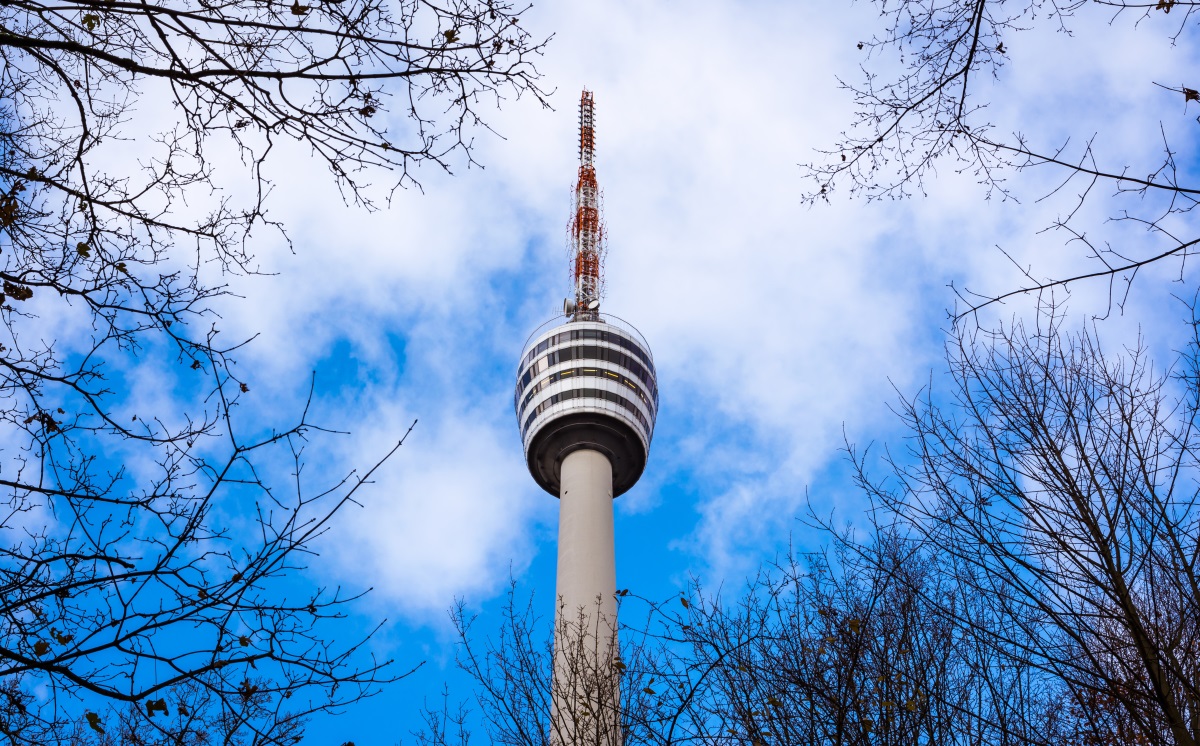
[3,281,32,301]
[85,712,104,734]
[1157,0,1175,11]
[145,698,168,717]
[1185,87,1199,103]
[33,640,49,656]
[0,196,20,228]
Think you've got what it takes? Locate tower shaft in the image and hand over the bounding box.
[556,450,615,631]
[551,449,621,746]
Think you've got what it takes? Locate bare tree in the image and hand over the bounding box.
[650,306,1200,746]
[0,0,547,741]
[849,305,1200,745]
[637,534,1071,746]
[805,0,1200,317]
[0,398,420,744]
[423,539,1077,746]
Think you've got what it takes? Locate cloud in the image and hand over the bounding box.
[81,0,1199,615]
[319,401,545,619]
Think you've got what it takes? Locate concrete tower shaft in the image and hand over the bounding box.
[551,449,620,745]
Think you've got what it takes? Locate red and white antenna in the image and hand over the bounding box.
[568,89,606,320]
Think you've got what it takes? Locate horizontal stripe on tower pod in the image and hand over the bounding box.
[521,326,655,374]
[517,366,656,422]
[521,387,652,438]
[515,344,657,404]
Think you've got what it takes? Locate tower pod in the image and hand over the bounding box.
[515,315,657,496]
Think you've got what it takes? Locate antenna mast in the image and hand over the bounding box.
[570,90,605,321]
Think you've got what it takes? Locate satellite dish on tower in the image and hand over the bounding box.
[587,300,600,311]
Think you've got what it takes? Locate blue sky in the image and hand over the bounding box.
[103,1,1200,742]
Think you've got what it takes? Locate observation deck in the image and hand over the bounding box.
[515,313,658,497]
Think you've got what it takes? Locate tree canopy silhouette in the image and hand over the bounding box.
[0,0,547,741]
[805,0,1200,318]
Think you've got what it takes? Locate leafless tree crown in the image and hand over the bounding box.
[805,0,1200,318]
[0,0,548,740]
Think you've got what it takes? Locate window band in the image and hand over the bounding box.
[521,387,652,438]
[516,366,656,421]
[522,327,655,376]
[516,344,658,404]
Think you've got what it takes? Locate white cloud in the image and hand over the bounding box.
[318,401,546,619]
[102,0,1200,611]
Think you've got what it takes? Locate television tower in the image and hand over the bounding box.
[515,90,658,746]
